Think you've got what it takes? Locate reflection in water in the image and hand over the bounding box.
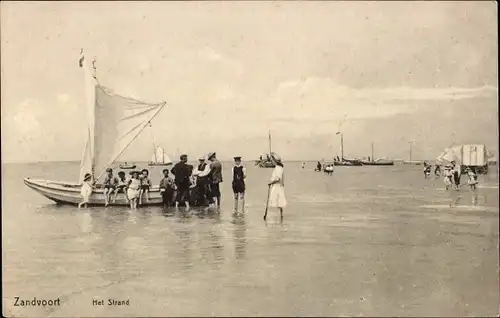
[231,213,247,260]
[174,221,194,272]
[89,209,130,282]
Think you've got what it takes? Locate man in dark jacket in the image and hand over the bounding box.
[171,154,192,208]
[207,152,223,208]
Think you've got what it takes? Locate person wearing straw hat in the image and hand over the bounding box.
[78,173,94,208]
[232,156,247,213]
[139,168,152,206]
[127,170,141,209]
[264,152,287,221]
[192,155,212,206]
[208,152,223,208]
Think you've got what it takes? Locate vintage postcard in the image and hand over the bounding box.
[1,1,498,317]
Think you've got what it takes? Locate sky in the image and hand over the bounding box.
[1,1,498,163]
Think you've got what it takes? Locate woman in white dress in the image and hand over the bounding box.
[78,173,94,208]
[264,152,287,221]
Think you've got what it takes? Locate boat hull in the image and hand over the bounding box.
[148,163,173,166]
[402,161,422,165]
[333,160,363,166]
[24,177,163,206]
[360,161,394,166]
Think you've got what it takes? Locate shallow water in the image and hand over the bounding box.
[2,162,499,317]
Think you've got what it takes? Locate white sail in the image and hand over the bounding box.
[155,146,164,163]
[163,153,172,165]
[78,50,166,182]
[78,50,97,183]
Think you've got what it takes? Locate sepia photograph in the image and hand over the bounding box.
[1,1,498,317]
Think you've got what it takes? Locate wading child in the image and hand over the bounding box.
[232,156,247,213]
[78,173,94,208]
[113,171,129,203]
[443,166,453,190]
[103,168,119,206]
[159,169,176,208]
[467,167,478,191]
[139,169,151,205]
[127,171,141,209]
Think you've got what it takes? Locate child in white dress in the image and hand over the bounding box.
[127,171,141,209]
[467,167,478,191]
[78,173,94,208]
[264,152,287,221]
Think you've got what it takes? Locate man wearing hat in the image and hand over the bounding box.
[192,155,212,206]
[207,152,223,208]
[103,168,119,206]
[232,156,246,213]
[171,154,192,208]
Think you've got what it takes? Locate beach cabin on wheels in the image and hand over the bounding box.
[436,144,493,174]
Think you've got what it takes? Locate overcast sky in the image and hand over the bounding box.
[1,1,498,162]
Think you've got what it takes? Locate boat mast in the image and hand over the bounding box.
[408,141,412,162]
[268,129,272,155]
[341,133,344,160]
[371,142,374,162]
[149,122,157,163]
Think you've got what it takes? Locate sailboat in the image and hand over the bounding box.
[255,129,276,168]
[148,146,172,166]
[360,142,394,166]
[24,50,167,206]
[402,141,422,165]
[333,132,362,166]
[147,126,173,166]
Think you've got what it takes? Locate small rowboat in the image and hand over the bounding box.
[119,163,136,169]
[255,160,276,168]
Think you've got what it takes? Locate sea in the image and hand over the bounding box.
[2,161,499,317]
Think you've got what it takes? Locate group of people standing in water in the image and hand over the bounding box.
[423,161,479,192]
[78,152,288,218]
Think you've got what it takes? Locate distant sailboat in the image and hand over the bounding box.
[360,142,394,166]
[402,141,422,165]
[148,145,172,166]
[24,50,167,206]
[333,132,362,166]
[147,123,173,166]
